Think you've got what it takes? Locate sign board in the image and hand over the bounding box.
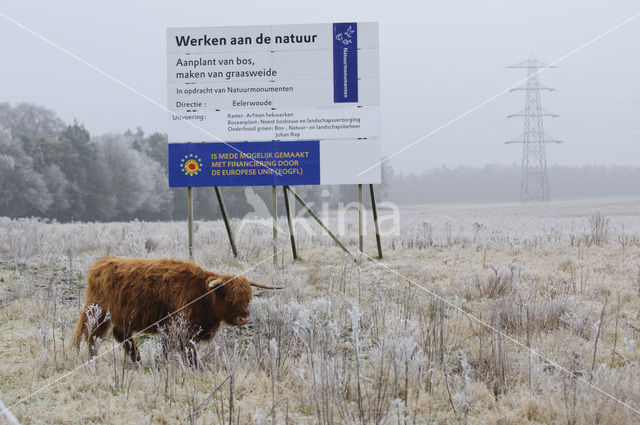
[167,22,380,187]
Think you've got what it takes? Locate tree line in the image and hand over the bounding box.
[4,102,635,221]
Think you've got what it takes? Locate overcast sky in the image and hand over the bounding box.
[1,0,639,174]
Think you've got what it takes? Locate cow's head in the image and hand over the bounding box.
[207,275,281,326]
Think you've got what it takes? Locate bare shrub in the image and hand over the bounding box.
[155,314,201,368]
[588,211,610,246]
[418,295,449,368]
[492,294,569,335]
[249,298,304,376]
[486,330,512,396]
[472,265,519,299]
[144,237,160,252]
[403,221,434,249]
[294,298,348,425]
[560,306,594,341]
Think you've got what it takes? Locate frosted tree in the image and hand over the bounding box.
[53,123,112,221]
[0,126,52,216]
[95,133,172,220]
[0,102,65,142]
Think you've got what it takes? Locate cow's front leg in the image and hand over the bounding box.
[113,327,141,362]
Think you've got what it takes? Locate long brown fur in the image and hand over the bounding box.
[73,257,255,362]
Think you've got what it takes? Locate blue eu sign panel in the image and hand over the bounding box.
[168,141,321,187]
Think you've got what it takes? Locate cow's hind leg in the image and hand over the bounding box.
[87,312,110,358]
[72,310,88,351]
[112,327,140,363]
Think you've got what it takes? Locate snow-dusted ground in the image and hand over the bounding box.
[1,197,640,424]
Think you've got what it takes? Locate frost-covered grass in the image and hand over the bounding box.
[1,198,640,424]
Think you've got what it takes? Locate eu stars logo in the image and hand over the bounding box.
[181,154,203,176]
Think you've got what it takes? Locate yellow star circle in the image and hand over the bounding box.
[181,155,202,176]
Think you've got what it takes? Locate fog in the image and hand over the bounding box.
[1,1,639,177]
[386,164,640,204]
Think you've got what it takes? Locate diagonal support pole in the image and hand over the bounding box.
[283,186,298,260]
[286,186,353,260]
[369,184,383,259]
[214,187,238,258]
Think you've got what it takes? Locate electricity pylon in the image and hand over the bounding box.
[506,58,562,203]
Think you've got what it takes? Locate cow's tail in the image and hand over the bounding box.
[72,309,87,351]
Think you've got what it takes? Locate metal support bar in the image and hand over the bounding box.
[283,186,298,260]
[358,184,364,253]
[369,184,383,259]
[272,185,277,265]
[287,186,353,260]
[214,187,238,258]
[187,187,193,260]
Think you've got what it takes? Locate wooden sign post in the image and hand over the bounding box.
[187,187,194,260]
[272,185,278,265]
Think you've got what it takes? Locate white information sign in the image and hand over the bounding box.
[167,22,380,186]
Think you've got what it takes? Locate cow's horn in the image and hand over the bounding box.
[249,281,283,290]
[208,278,225,289]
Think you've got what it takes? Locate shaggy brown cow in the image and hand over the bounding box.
[73,257,278,362]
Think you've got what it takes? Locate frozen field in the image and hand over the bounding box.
[1,197,640,424]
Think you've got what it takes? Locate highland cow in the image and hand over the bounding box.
[73,257,278,362]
